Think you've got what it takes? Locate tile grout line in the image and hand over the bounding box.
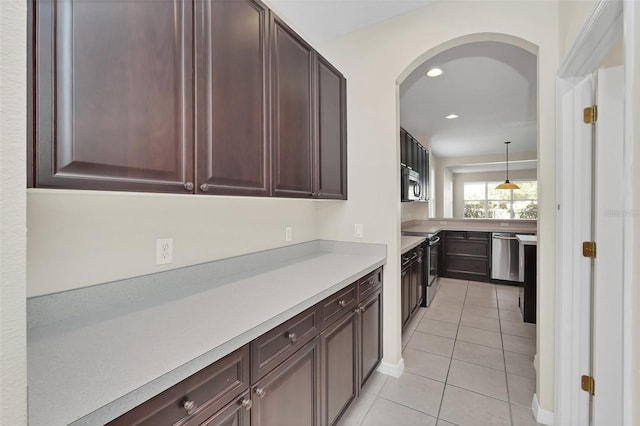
[497,285,515,426]
[435,280,470,423]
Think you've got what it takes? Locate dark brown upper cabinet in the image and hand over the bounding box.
[195,0,270,196]
[316,55,347,200]
[31,0,347,199]
[271,15,315,198]
[34,0,194,193]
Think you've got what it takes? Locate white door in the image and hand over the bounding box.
[592,65,624,425]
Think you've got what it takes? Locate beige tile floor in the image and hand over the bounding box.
[339,278,542,426]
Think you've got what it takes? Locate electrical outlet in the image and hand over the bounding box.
[440,221,448,225]
[354,224,364,239]
[285,226,293,242]
[500,222,509,227]
[156,238,173,265]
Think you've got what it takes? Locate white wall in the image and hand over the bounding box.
[0,1,27,424]
[28,191,321,296]
[627,1,640,422]
[401,201,429,222]
[452,169,538,218]
[317,0,559,410]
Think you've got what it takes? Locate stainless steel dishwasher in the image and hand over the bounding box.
[491,232,522,281]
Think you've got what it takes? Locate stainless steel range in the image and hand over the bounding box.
[403,230,441,307]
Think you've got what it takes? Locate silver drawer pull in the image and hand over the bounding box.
[286,332,298,343]
[241,398,253,411]
[255,387,266,398]
[338,299,347,307]
[183,400,198,415]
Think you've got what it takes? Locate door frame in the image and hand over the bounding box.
[554,1,634,425]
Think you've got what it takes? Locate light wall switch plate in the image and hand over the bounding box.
[354,224,364,238]
[156,238,173,265]
[285,226,293,242]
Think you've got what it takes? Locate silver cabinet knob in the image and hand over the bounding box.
[286,332,298,343]
[338,299,347,307]
[241,398,253,411]
[360,305,366,313]
[354,308,360,314]
[255,387,266,398]
[183,400,198,415]
[184,182,194,191]
[199,183,210,192]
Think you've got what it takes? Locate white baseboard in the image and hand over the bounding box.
[532,394,554,425]
[377,358,405,378]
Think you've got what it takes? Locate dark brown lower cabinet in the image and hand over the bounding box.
[520,245,537,324]
[401,246,424,331]
[191,392,251,426]
[359,290,383,388]
[251,338,320,426]
[320,311,357,426]
[109,267,382,426]
[442,231,491,282]
[400,265,411,328]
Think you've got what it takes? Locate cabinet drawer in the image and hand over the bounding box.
[251,306,319,382]
[108,345,249,426]
[467,231,489,241]
[358,267,383,300]
[319,283,357,329]
[446,256,489,276]
[445,231,466,240]
[446,240,489,257]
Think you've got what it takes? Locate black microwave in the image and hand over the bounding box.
[401,168,422,201]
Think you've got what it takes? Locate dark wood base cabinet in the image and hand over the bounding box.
[442,231,491,282]
[519,245,537,324]
[401,245,424,331]
[109,267,382,426]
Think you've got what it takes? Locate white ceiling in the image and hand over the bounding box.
[266,1,538,160]
[266,0,437,43]
[400,41,537,158]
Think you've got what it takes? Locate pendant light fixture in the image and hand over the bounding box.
[496,141,520,190]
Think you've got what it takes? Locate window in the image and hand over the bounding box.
[463,181,537,219]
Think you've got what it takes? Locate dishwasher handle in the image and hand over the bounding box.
[493,235,518,240]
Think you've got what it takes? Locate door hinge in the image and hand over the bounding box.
[581,375,595,395]
[582,241,596,258]
[584,105,598,124]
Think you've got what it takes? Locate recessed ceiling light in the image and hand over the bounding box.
[446,114,459,119]
[425,68,443,77]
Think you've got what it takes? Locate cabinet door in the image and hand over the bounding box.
[251,338,320,426]
[195,0,270,196]
[316,55,347,200]
[410,256,421,314]
[320,312,357,426]
[359,290,383,388]
[412,250,424,311]
[35,0,194,193]
[401,266,411,328]
[187,392,251,426]
[271,15,314,198]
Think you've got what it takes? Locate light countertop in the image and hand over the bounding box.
[27,240,386,426]
[401,236,426,254]
[517,234,538,245]
[403,220,537,235]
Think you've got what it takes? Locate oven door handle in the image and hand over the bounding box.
[428,236,440,246]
